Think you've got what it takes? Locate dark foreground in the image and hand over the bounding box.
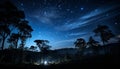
[0,55,119,69]
[0,43,120,69]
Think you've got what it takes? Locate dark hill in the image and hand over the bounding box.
[0,43,120,69]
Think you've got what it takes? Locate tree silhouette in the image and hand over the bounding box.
[18,20,33,50]
[0,25,10,50]
[87,36,100,55]
[118,38,120,43]
[0,38,2,43]
[34,40,51,64]
[87,36,100,47]
[34,40,51,52]
[0,1,25,50]
[29,45,37,52]
[7,33,20,49]
[74,38,86,51]
[93,25,114,45]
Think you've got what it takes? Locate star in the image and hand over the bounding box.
[115,22,118,25]
[80,7,84,11]
[70,11,73,13]
[58,4,61,8]
[21,3,24,6]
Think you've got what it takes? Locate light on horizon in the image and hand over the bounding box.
[44,60,48,65]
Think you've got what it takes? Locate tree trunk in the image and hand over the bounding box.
[15,39,19,49]
[101,33,105,46]
[1,37,5,50]
[102,40,105,46]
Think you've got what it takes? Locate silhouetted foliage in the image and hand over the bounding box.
[0,38,2,42]
[29,45,37,52]
[0,25,10,50]
[18,20,33,50]
[7,33,20,49]
[34,40,51,53]
[93,25,114,45]
[24,47,29,51]
[0,1,27,50]
[87,36,100,47]
[74,38,86,51]
[87,36,100,55]
[118,39,120,43]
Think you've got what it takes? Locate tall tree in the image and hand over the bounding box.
[93,25,114,45]
[18,20,33,50]
[34,40,51,52]
[0,25,10,50]
[7,33,19,49]
[74,38,86,51]
[34,39,51,65]
[87,36,100,54]
[0,1,25,50]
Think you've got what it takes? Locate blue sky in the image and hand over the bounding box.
[4,0,120,50]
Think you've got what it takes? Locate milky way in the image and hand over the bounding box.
[3,0,120,50]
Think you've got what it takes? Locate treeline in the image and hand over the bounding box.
[0,1,33,50]
[0,1,52,52]
[74,25,115,50]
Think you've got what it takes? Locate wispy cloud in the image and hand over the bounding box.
[68,32,87,36]
[30,7,62,24]
[53,39,75,45]
[53,33,90,46]
[52,34,92,49]
[56,5,120,31]
[51,38,75,49]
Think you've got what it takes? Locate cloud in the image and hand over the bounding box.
[56,5,120,31]
[53,39,75,45]
[53,33,90,46]
[68,32,87,36]
[51,38,75,49]
[30,7,62,24]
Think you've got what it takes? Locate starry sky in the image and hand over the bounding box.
[2,0,120,50]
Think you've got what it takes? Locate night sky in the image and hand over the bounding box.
[2,0,120,50]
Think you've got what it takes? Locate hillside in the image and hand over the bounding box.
[0,43,120,69]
